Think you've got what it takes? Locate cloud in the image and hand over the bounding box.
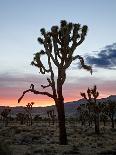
[0,72,46,88]
[0,72,52,99]
[0,63,116,106]
[86,43,116,69]
[0,72,54,106]
[63,77,116,100]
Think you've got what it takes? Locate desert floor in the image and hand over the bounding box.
[0,120,116,155]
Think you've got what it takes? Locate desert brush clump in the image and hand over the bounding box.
[16,102,34,126]
[1,107,11,127]
[18,20,92,145]
[102,100,116,128]
[77,103,89,126]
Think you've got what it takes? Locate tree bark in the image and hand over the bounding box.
[111,115,114,128]
[56,99,67,145]
[95,112,100,134]
[55,69,67,145]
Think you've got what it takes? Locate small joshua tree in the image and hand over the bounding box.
[18,20,92,144]
[80,85,100,134]
[1,107,11,127]
[102,100,116,128]
[77,104,88,126]
[47,109,56,125]
[24,102,34,126]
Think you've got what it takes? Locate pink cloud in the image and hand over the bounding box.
[0,73,115,107]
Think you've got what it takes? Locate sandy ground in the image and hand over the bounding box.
[0,120,116,155]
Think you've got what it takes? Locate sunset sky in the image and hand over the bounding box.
[0,0,116,107]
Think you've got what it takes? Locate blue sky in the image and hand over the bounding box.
[0,0,116,106]
[0,0,116,72]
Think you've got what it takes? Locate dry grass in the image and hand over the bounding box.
[0,120,116,155]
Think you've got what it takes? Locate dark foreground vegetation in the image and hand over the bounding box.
[0,118,116,155]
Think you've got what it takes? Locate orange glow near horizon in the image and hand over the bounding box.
[0,92,110,107]
[0,98,55,107]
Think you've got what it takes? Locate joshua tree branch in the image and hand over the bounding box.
[72,55,92,74]
[41,84,51,89]
[18,84,54,103]
[41,77,52,89]
[31,61,50,74]
[43,36,59,67]
[48,57,57,99]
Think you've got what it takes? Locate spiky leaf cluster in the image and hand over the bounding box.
[32,20,91,75]
[80,85,100,112]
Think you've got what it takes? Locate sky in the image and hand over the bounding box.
[0,0,116,107]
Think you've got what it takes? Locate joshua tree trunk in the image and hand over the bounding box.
[95,112,100,134]
[56,76,67,145]
[88,108,91,126]
[30,114,32,126]
[4,117,8,127]
[111,115,114,128]
[56,99,67,145]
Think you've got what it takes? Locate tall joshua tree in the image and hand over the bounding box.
[18,20,92,145]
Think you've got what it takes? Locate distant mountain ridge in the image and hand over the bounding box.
[0,95,116,117]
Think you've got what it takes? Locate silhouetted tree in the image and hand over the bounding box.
[102,100,116,128]
[24,102,34,126]
[77,104,88,126]
[80,85,100,134]
[18,20,91,144]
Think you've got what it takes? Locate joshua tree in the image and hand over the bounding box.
[1,107,11,127]
[24,102,34,126]
[80,85,100,134]
[18,20,92,144]
[102,100,116,128]
[77,104,88,126]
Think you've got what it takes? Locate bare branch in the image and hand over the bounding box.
[31,52,50,74]
[18,84,54,103]
[41,84,50,89]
